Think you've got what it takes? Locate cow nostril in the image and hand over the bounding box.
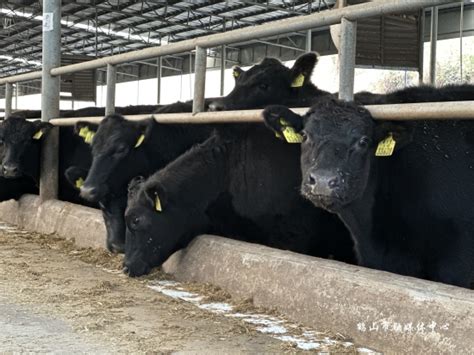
[308,173,316,186]
[328,177,339,189]
[122,265,129,274]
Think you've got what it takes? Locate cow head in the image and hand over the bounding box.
[0,116,52,180]
[208,52,319,111]
[76,114,153,202]
[65,165,127,253]
[123,176,187,277]
[263,98,412,212]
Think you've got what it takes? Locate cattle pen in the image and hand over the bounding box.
[0,0,473,353]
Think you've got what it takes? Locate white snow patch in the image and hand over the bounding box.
[147,279,369,352]
[358,347,378,353]
[148,285,203,303]
[256,325,287,334]
[198,302,233,313]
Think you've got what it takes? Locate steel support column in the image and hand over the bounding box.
[220,20,227,96]
[193,46,207,114]
[157,57,162,104]
[40,0,61,201]
[338,18,357,101]
[220,45,226,96]
[5,83,12,119]
[106,63,116,115]
[418,9,425,84]
[305,29,312,52]
[429,6,438,85]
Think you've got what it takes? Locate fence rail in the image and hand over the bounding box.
[44,101,474,126]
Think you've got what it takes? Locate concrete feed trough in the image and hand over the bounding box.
[0,194,472,353]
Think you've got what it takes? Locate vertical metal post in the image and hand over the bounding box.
[5,83,12,119]
[105,63,116,115]
[459,0,464,81]
[338,18,357,102]
[40,0,61,201]
[220,45,226,96]
[220,20,227,96]
[305,29,312,52]
[156,57,162,104]
[193,46,207,114]
[418,9,425,84]
[429,6,438,85]
[14,83,18,110]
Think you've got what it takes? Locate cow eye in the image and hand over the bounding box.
[116,145,128,154]
[127,214,142,231]
[0,139,4,145]
[258,83,269,91]
[300,131,308,143]
[358,136,370,148]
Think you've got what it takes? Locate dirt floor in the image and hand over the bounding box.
[0,223,370,353]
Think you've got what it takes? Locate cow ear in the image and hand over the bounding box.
[135,118,154,148]
[64,166,88,190]
[75,121,97,144]
[32,121,53,140]
[374,122,413,156]
[232,66,244,81]
[289,52,319,88]
[262,105,305,143]
[127,176,146,197]
[144,183,167,213]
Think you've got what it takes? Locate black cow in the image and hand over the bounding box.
[75,113,214,252]
[209,52,328,111]
[76,52,326,253]
[208,50,474,109]
[262,97,474,287]
[354,84,474,105]
[124,126,354,277]
[0,116,95,206]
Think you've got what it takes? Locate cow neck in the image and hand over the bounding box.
[28,143,42,185]
[287,86,331,108]
[336,161,379,264]
[153,137,230,245]
[144,122,213,166]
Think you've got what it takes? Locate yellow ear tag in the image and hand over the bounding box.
[78,126,90,138]
[279,118,303,143]
[32,130,43,140]
[79,126,95,144]
[282,127,304,143]
[155,195,162,212]
[291,73,305,88]
[135,134,145,148]
[75,177,84,189]
[233,70,240,78]
[375,134,396,157]
[84,131,95,144]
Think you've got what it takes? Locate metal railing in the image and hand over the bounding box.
[45,101,474,127]
[0,0,459,200]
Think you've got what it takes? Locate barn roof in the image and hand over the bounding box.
[0,0,338,78]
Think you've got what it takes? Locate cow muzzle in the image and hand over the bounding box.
[2,163,20,178]
[80,185,100,201]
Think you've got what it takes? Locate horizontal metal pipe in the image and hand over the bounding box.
[46,101,474,126]
[0,71,42,85]
[0,0,451,84]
